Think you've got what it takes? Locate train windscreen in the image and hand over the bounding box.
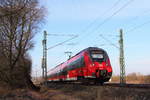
[90,50,105,62]
[91,54,103,59]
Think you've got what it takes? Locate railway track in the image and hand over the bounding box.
[104,83,150,89]
[43,81,150,89]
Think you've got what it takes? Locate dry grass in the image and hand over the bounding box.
[0,85,150,100]
[111,73,150,84]
[41,83,150,100]
[0,86,47,100]
[1,77,150,100]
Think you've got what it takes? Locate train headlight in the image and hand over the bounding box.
[107,67,112,72]
[106,63,108,66]
[99,64,102,67]
[92,63,95,66]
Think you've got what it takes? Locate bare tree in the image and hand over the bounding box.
[0,0,44,89]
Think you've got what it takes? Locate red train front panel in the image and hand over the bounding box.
[83,49,112,82]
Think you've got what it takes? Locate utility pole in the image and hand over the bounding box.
[65,51,72,59]
[119,29,126,85]
[42,31,47,82]
[41,32,77,82]
[35,69,38,82]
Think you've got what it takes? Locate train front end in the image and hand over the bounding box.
[85,47,112,83]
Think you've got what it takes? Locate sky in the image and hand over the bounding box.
[31,0,150,77]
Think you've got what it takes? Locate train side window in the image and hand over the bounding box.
[80,56,85,67]
[67,56,85,71]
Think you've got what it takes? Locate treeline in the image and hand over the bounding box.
[0,0,44,89]
[111,73,150,84]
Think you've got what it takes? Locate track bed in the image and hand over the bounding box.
[42,82,150,100]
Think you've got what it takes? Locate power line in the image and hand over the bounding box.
[91,0,134,34]
[48,53,66,70]
[66,42,78,46]
[47,35,78,50]
[122,9,150,27]
[82,0,122,32]
[99,34,119,49]
[73,0,134,48]
[48,34,77,37]
[99,18,150,49]
[126,20,150,33]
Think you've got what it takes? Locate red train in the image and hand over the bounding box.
[47,47,112,84]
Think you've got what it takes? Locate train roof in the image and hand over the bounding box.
[70,47,105,59]
[83,47,105,52]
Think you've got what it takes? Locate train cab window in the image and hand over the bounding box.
[90,50,105,62]
[91,53,104,62]
[91,54,103,59]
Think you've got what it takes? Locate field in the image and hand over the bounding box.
[0,83,150,100]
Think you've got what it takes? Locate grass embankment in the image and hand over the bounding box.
[0,78,150,100]
[0,83,150,100]
[0,86,45,100]
[41,83,150,100]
